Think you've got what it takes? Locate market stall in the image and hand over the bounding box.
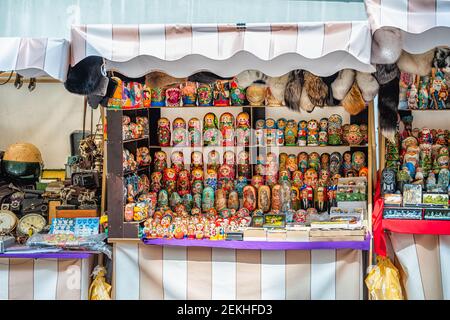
[366,0,450,300]
[71,21,378,300]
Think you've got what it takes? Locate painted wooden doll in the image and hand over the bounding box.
[330,152,342,176]
[291,186,300,211]
[163,167,177,195]
[188,117,202,147]
[308,152,321,172]
[215,189,228,212]
[204,168,218,191]
[197,83,213,106]
[237,151,251,179]
[172,117,187,147]
[285,119,298,146]
[255,154,265,176]
[297,152,309,174]
[177,169,191,196]
[136,116,149,136]
[251,175,264,190]
[170,192,182,211]
[264,118,277,146]
[219,112,235,146]
[320,153,330,171]
[235,176,248,200]
[157,189,169,209]
[297,120,308,146]
[258,185,271,213]
[157,117,171,147]
[352,151,366,172]
[286,154,298,174]
[170,151,185,174]
[328,114,343,145]
[299,186,313,210]
[277,118,287,146]
[278,153,288,172]
[318,169,330,187]
[165,85,182,107]
[429,69,448,110]
[307,119,319,146]
[218,164,235,192]
[151,87,166,107]
[136,147,151,166]
[235,112,251,147]
[150,171,163,193]
[342,151,353,176]
[292,170,304,189]
[203,113,222,146]
[193,193,202,209]
[190,151,204,171]
[153,151,168,172]
[246,84,266,106]
[181,81,198,106]
[223,151,236,178]
[243,185,257,212]
[315,186,328,213]
[271,184,282,211]
[230,80,246,106]
[304,168,318,189]
[207,150,221,171]
[228,191,240,211]
[202,187,215,213]
[255,119,266,146]
[265,152,279,187]
[213,80,230,106]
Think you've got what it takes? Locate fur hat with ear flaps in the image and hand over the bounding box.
[397,49,435,76]
[371,27,403,64]
[356,72,379,102]
[378,76,400,143]
[341,83,366,115]
[331,69,355,101]
[284,70,304,112]
[303,71,328,107]
[64,56,106,95]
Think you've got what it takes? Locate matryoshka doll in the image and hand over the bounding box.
[190,151,204,171]
[153,151,168,172]
[151,87,166,107]
[203,113,222,146]
[279,153,288,172]
[235,112,251,147]
[258,185,271,213]
[188,117,202,147]
[307,119,319,146]
[223,151,236,178]
[235,176,248,200]
[219,112,235,146]
[286,154,298,174]
[360,124,368,144]
[158,189,169,209]
[157,117,171,147]
[271,184,282,211]
[308,152,321,172]
[243,185,257,212]
[218,164,235,192]
[169,192,182,211]
[215,189,228,212]
[213,80,230,106]
[238,150,251,179]
[191,177,204,194]
[254,119,266,146]
[285,119,298,146]
[197,83,213,106]
[265,152,279,187]
[228,191,240,211]
[163,167,177,195]
[318,169,330,187]
[297,152,309,173]
[304,168,318,189]
[150,172,163,193]
[170,151,185,174]
[329,152,342,176]
[318,118,328,146]
[207,150,220,171]
[264,118,277,147]
[277,118,287,146]
[202,187,215,213]
[342,151,352,176]
[165,85,182,107]
[136,147,151,166]
[320,153,330,171]
[180,81,198,106]
[328,114,343,145]
[204,168,218,191]
[292,170,304,189]
[255,154,265,176]
[297,120,308,146]
[251,175,264,190]
[291,186,300,211]
[352,151,366,172]
[172,117,187,147]
[230,80,246,106]
[177,169,191,196]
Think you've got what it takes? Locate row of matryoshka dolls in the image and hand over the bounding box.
[156,112,368,147]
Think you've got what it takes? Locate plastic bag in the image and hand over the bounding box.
[365,256,404,300]
[89,265,111,300]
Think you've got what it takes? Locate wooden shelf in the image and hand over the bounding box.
[108,105,344,110]
[123,136,149,143]
[149,144,368,149]
[123,165,151,175]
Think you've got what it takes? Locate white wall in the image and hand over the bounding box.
[0,83,100,169]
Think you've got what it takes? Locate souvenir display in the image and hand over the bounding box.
[230,80,246,106]
[219,112,235,146]
[172,117,187,146]
[181,81,198,106]
[165,86,182,107]
[213,80,230,106]
[336,177,367,202]
[151,87,166,106]
[203,113,221,146]
[157,117,171,147]
[235,112,250,146]
[197,83,213,106]
[284,119,298,146]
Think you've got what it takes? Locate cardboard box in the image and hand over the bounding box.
[286,229,309,241]
[243,228,266,241]
[266,229,287,241]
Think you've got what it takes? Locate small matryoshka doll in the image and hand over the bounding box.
[265,152,279,187]
[207,150,221,171]
[319,118,329,146]
[297,152,309,173]
[215,189,228,212]
[277,118,287,146]
[197,83,213,106]
[307,119,319,146]
[219,112,235,146]
[169,192,182,211]
[158,189,169,209]
[264,118,277,146]
[203,113,222,146]
[230,80,246,106]
[236,112,251,147]
[352,151,366,172]
[291,186,301,211]
[292,170,304,189]
[297,120,308,146]
[188,117,202,147]
[163,167,177,195]
[202,187,215,213]
[181,81,198,106]
[329,152,342,175]
[308,152,321,171]
[213,80,230,106]
[177,169,191,196]
[235,176,248,199]
[151,87,166,107]
[279,153,288,172]
[172,117,187,147]
[321,153,330,171]
[271,184,282,211]
[153,151,168,172]
[191,179,204,195]
[285,119,298,146]
[255,119,266,146]
[228,191,240,211]
[157,117,171,147]
[218,164,235,192]
[360,124,368,144]
[170,151,185,174]
[318,169,330,187]
[165,85,182,107]
[255,154,265,176]
[193,192,202,209]
[328,114,343,145]
[332,173,342,186]
[142,85,151,108]
[304,168,318,189]
[204,168,218,191]
[342,151,353,175]
[359,167,369,178]
[150,171,163,193]
[223,151,236,178]
[190,151,204,171]
[238,150,251,179]
[286,154,298,174]
[251,175,264,190]
[243,185,257,212]
[258,185,271,213]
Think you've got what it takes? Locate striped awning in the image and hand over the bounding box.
[70,22,375,77]
[0,38,69,81]
[365,0,450,54]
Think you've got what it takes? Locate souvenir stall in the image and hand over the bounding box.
[70,22,378,300]
[366,0,450,300]
[0,37,99,300]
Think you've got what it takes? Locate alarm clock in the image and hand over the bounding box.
[0,210,18,234]
[17,214,47,236]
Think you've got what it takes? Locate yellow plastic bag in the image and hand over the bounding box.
[365,256,404,300]
[89,265,112,300]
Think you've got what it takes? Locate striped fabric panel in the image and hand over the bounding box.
[0,259,9,300]
[187,247,212,300]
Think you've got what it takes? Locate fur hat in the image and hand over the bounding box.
[371,27,403,64]
[146,71,186,88]
[356,72,379,102]
[378,76,400,143]
[303,71,328,107]
[187,71,231,84]
[266,74,289,104]
[299,86,315,113]
[397,49,435,76]
[234,70,268,88]
[284,70,304,112]
[434,47,450,73]
[87,77,119,109]
[331,69,355,100]
[373,64,400,85]
[341,83,366,115]
[64,56,106,95]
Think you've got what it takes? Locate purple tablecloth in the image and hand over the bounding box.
[143,234,371,251]
[0,251,96,259]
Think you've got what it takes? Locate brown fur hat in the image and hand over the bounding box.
[397,49,435,76]
[341,83,366,115]
[299,86,315,113]
[145,71,186,88]
[303,71,328,107]
[284,70,304,112]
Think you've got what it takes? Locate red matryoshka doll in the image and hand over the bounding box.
[177,169,191,196]
[165,85,182,107]
[318,169,330,187]
[359,167,369,178]
[320,153,330,171]
[342,151,352,175]
[308,152,321,172]
[352,151,366,172]
[228,191,240,211]
[238,150,251,178]
[190,151,204,171]
[191,176,204,194]
[230,80,246,106]
[285,119,298,146]
[197,83,213,106]
[292,170,304,189]
[163,167,177,195]
[279,153,288,172]
[203,113,222,146]
[188,117,202,147]
[207,150,220,171]
[170,151,185,174]
[251,175,264,190]
[204,168,218,191]
[153,151,168,172]
[142,85,151,108]
[271,184,282,211]
[297,120,308,146]
[264,118,277,146]
[307,119,319,146]
[255,119,266,146]
[157,117,171,147]
[213,80,230,106]
[265,152,279,187]
[304,168,318,189]
[180,81,198,106]
[297,152,309,173]
[276,118,287,146]
[419,127,433,145]
[223,151,236,177]
[219,112,235,146]
[235,112,251,147]
[218,164,235,192]
[243,185,257,212]
[172,117,187,147]
[258,185,271,213]
[136,147,151,166]
[150,171,163,193]
[215,189,228,212]
[286,154,298,174]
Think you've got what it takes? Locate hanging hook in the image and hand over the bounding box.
[28,78,36,92]
[14,73,23,89]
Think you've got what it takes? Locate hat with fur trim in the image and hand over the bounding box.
[331,69,355,101]
[303,71,328,107]
[356,72,379,102]
[397,49,435,76]
[371,27,403,64]
[341,83,366,115]
[284,70,303,112]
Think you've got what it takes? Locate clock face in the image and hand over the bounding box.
[0,210,18,233]
[17,214,47,236]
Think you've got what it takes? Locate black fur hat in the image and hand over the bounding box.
[64,56,105,95]
[378,76,400,143]
[87,76,119,109]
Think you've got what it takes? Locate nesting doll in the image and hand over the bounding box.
[150,172,163,193]
[197,83,213,106]
[307,119,319,146]
[278,153,288,172]
[170,192,182,211]
[251,175,264,190]
[172,117,187,147]
[304,168,318,189]
[223,151,236,178]
[165,85,182,107]
[151,87,166,107]
[429,69,448,110]
[271,184,282,211]
[188,117,202,147]
[153,151,168,172]
[228,191,240,210]
[158,189,169,209]
[297,120,308,146]
[136,147,151,166]
[207,150,221,171]
[215,189,228,212]
[202,187,215,213]
[255,154,265,176]
[177,169,191,196]
[360,124,369,144]
[258,185,271,213]
[344,124,363,146]
[163,167,177,195]
[182,194,193,212]
[352,151,366,172]
[328,114,343,145]
[286,154,298,174]
[230,80,246,106]
[308,152,321,172]
[204,168,218,191]
[193,193,202,209]
[170,151,185,174]
[157,117,171,147]
[181,81,198,106]
[136,116,149,136]
[297,152,309,173]
[219,112,235,146]
[299,186,313,210]
[265,152,279,187]
[190,151,204,171]
[235,112,251,147]
[318,169,330,187]
[235,176,248,200]
[218,164,235,192]
[142,85,151,108]
[243,185,257,212]
[292,170,304,189]
[264,118,277,146]
[329,152,342,176]
[320,153,330,171]
[291,186,301,211]
[213,80,230,106]
[238,150,251,179]
[438,168,449,188]
[203,113,222,146]
[342,151,352,176]
[315,186,328,213]
[285,119,298,146]
[255,119,266,146]
[277,118,287,146]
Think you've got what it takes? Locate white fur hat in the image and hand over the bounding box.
[397,49,435,76]
[266,74,289,104]
[356,72,379,102]
[331,69,355,100]
[235,70,266,88]
[371,27,403,64]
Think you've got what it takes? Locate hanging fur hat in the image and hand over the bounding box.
[371,27,403,64]
[434,47,450,73]
[234,70,268,88]
[331,69,355,101]
[187,71,232,84]
[341,83,366,115]
[321,72,339,106]
[87,76,119,109]
[397,49,435,76]
[284,70,304,112]
[266,74,289,105]
[303,71,328,107]
[146,71,186,88]
[373,64,400,85]
[299,86,315,113]
[64,56,106,95]
[378,76,400,143]
[355,72,379,102]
